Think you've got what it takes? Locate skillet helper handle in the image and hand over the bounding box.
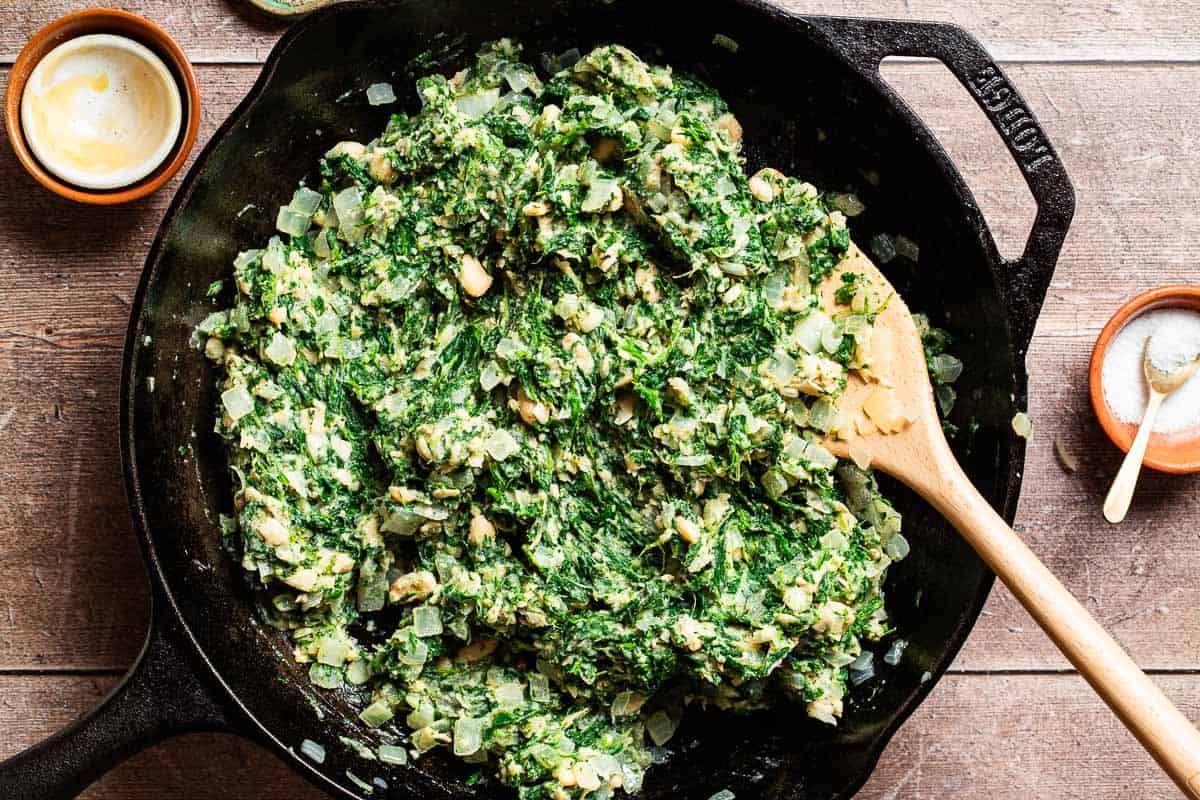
[0,610,235,799]
[913,454,1200,799]
[805,16,1076,356]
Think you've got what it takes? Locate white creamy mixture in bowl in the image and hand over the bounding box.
[20,34,182,190]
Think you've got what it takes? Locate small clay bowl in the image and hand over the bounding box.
[1089,285,1200,474]
[3,9,201,205]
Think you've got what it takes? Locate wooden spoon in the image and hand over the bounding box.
[820,245,1200,799]
[1103,340,1200,524]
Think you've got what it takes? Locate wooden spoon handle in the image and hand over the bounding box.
[1103,390,1165,524]
[917,458,1200,798]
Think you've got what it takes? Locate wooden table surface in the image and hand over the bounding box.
[3,1,1199,797]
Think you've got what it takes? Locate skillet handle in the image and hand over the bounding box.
[0,607,237,799]
[805,15,1076,356]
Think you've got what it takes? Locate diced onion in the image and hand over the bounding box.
[484,429,519,461]
[529,672,552,702]
[494,682,525,708]
[221,386,254,421]
[820,530,848,551]
[496,337,525,359]
[300,739,326,764]
[850,651,874,671]
[575,762,602,791]
[610,690,644,718]
[895,235,920,261]
[766,350,796,385]
[333,187,365,241]
[581,179,619,213]
[378,744,408,765]
[808,398,837,433]
[1054,437,1078,473]
[826,651,857,668]
[709,791,736,800]
[233,249,261,270]
[863,387,912,434]
[453,717,484,756]
[820,320,844,354]
[289,186,323,215]
[359,699,394,728]
[590,753,621,780]
[646,710,678,746]
[399,640,428,666]
[849,661,875,686]
[929,353,963,383]
[883,638,908,665]
[623,764,646,793]
[712,33,740,53]
[794,312,829,354]
[479,360,505,391]
[265,332,296,366]
[262,239,286,273]
[366,82,397,106]
[276,206,311,237]
[309,663,343,689]
[456,88,501,119]
[935,384,957,417]
[885,532,910,560]
[541,47,581,74]
[1012,411,1033,439]
[346,659,372,685]
[412,606,443,637]
[406,703,435,729]
[412,503,448,521]
[317,636,349,667]
[382,508,422,536]
[803,442,837,470]
[830,192,865,217]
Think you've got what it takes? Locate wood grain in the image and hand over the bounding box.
[0,673,1193,799]
[6,0,1200,64]
[4,12,1200,796]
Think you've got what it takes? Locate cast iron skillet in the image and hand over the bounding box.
[0,1,1074,797]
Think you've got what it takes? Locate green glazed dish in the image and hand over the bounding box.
[242,0,336,17]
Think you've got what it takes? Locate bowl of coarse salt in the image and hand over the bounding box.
[1090,285,1200,473]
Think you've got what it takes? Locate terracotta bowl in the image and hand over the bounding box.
[1089,285,1200,474]
[3,9,201,205]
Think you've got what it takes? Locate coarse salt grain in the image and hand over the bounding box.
[1102,307,1200,433]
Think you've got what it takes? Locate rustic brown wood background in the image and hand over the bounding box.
[3,1,1199,797]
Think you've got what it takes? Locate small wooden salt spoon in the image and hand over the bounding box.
[1103,338,1200,524]
[820,245,1200,798]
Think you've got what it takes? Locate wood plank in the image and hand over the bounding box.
[882,62,1200,670]
[0,676,326,800]
[2,673,1194,799]
[0,66,260,671]
[1,62,1199,673]
[1,1,287,65]
[857,672,1200,799]
[5,0,1200,65]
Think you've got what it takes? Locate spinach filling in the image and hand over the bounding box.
[200,40,932,799]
